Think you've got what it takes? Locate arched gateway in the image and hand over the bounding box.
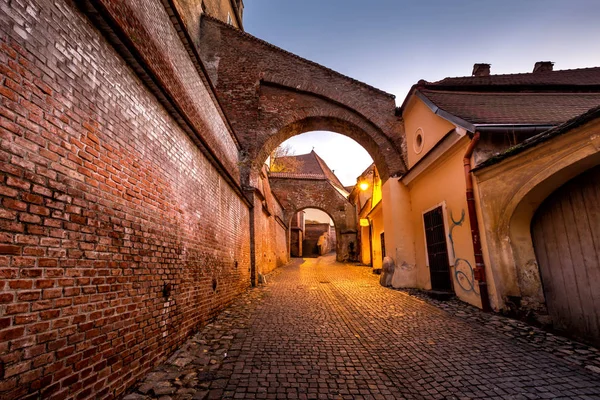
[197,16,407,186]
[270,175,357,262]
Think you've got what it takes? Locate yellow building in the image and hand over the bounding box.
[359,63,600,344]
[350,165,385,270]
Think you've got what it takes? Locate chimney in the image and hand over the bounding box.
[533,61,554,73]
[472,63,491,77]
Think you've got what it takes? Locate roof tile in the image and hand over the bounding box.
[420,90,600,125]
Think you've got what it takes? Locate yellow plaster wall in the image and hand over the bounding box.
[404,97,456,169]
[203,0,240,27]
[474,119,600,311]
[360,225,371,265]
[381,179,417,287]
[369,206,384,270]
[407,137,482,307]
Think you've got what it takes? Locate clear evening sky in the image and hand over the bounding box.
[246,0,600,186]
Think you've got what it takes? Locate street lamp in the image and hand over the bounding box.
[359,181,369,191]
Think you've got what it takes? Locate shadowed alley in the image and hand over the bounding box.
[126,256,600,400]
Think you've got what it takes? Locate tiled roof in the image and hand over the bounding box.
[475,105,600,170]
[429,67,600,89]
[268,172,327,180]
[420,90,600,125]
[272,151,347,193]
[276,152,323,175]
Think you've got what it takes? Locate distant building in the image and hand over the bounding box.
[290,211,305,257]
[348,164,385,269]
[270,150,355,260]
[202,0,244,29]
[304,222,335,257]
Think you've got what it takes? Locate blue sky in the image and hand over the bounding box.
[245,0,600,185]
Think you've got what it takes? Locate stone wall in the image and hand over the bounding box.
[0,1,251,398]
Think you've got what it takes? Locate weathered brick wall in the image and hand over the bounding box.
[253,171,288,276]
[0,1,250,398]
[254,207,287,276]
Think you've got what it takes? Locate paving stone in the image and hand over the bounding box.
[123,255,600,399]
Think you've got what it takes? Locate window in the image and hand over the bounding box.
[227,12,233,25]
[414,127,424,154]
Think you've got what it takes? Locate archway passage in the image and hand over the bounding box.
[198,16,406,186]
[269,177,357,262]
[291,208,337,259]
[532,164,600,345]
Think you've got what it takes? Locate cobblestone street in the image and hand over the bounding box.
[125,256,600,400]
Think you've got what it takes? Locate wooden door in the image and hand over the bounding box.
[532,164,600,344]
[424,206,452,291]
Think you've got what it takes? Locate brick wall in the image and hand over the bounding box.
[197,16,406,184]
[253,170,288,276]
[0,1,250,398]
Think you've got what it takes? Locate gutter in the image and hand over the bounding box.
[474,124,555,135]
[464,132,492,312]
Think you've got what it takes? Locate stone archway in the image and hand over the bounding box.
[197,16,406,186]
[269,177,358,262]
[473,113,600,312]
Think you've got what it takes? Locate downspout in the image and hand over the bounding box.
[464,132,492,312]
[368,219,374,267]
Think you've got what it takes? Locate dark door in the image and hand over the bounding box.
[424,206,452,291]
[531,164,600,345]
[380,232,386,260]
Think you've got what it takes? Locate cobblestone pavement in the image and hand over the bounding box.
[398,290,600,375]
[124,256,600,400]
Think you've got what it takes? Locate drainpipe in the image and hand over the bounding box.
[464,132,492,312]
[368,219,374,267]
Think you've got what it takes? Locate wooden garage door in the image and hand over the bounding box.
[531,164,600,344]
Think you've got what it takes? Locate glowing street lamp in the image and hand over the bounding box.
[359,181,369,191]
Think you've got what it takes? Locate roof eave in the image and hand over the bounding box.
[415,90,476,133]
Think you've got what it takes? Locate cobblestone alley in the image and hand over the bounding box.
[125,255,600,400]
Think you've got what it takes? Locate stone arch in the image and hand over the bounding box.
[249,84,403,183]
[474,117,600,311]
[505,151,600,309]
[198,16,406,187]
[292,206,338,258]
[269,177,358,262]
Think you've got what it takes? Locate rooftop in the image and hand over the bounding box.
[428,66,600,90]
[269,150,347,193]
[409,65,600,127]
[419,90,600,125]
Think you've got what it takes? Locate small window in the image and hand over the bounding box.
[227,12,233,25]
[414,127,424,154]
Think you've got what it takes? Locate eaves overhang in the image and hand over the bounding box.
[415,91,476,133]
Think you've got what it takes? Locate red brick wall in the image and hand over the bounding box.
[198,17,406,184]
[0,1,250,398]
[253,172,288,276]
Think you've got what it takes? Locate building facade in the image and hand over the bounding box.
[353,64,600,345]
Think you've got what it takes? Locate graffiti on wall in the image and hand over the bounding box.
[448,209,479,294]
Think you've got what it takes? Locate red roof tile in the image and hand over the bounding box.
[271,151,347,191]
[429,67,600,89]
[419,90,600,125]
[268,172,327,180]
